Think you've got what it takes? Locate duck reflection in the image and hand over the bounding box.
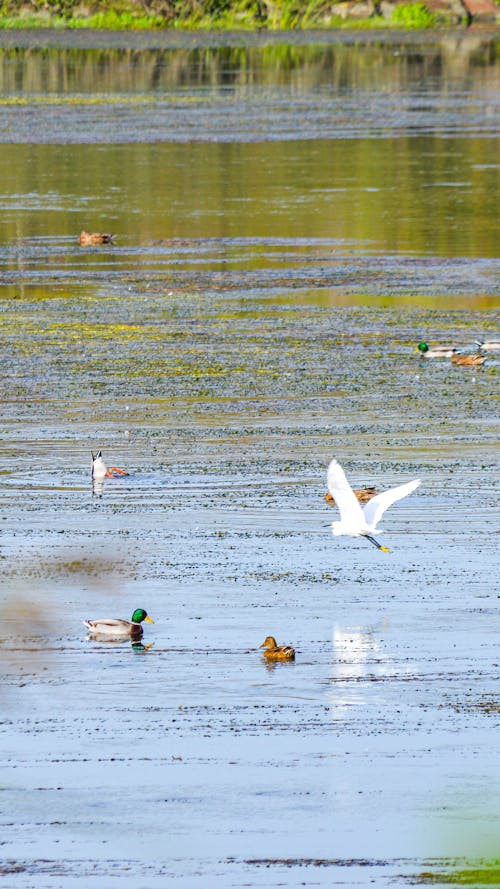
[85,634,154,652]
[131,641,154,653]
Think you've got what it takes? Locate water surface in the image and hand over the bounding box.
[0,32,499,889]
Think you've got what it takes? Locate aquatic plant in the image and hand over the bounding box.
[391,1,436,27]
[415,861,500,884]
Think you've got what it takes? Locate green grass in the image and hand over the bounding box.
[416,863,500,885]
[74,10,165,28]
[391,1,436,27]
[0,0,442,30]
[0,11,166,28]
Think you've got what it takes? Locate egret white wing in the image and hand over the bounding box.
[362,479,421,530]
[327,459,365,526]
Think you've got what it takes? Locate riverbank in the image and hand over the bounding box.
[0,23,498,50]
[0,0,498,33]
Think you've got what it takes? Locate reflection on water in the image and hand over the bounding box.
[0,140,498,266]
[0,37,498,146]
[331,624,383,681]
[85,634,154,651]
[0,36,498,277]
[0,37,498,95]
[131,640,154,652]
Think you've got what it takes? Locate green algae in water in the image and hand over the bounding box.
[416,863,500,885]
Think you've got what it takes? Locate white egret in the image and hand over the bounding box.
[327,459,421,553]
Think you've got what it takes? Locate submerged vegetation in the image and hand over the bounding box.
[415,862,500,884]
[0,0,467,29]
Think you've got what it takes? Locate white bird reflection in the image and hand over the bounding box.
[328,624,391,720]
[331,625,383,681]
[92,476,105,498]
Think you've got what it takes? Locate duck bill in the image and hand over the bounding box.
[144,615,154,624]
[365,535,391,553]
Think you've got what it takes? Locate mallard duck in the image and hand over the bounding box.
[91,450,128,480]
[325,487,376,506]
[84,609,154,638]
[415,342,458,358]
[79,231,114,246]
[450,353,485,367]
[260,636,295,661]
[475,340,500,352]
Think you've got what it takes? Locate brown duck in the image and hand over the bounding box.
[325,487,377,507]
[260,636,295,661]
[79,231,114,246]
[450,353,485,367]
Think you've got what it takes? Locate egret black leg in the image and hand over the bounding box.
[365,535,391,553]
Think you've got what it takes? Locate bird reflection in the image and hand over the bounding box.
[85,634,153,652]
[92,477,105,498]
[328,625,391,721]
[131,641,154,653]
[331,625,382,681]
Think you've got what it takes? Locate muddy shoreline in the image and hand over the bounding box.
[0,25,498,50]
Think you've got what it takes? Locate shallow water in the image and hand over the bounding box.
[0,31,499,889]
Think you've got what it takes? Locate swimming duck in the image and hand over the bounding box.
[84,609,154,638]
[475,340,500,352]
[79,231,114,246]
[415,342,458,358]
[91,450,128,480]
[325,487,376,506]
[450,353,485,367]
[260,636,295,661]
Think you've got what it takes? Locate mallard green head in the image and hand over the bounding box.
[417,342,429,354]
[131,608,154,625]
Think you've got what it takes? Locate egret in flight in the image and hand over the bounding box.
[327,459,421,553]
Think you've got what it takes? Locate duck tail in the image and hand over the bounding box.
[83,619,92,629]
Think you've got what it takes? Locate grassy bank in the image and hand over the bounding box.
[0,0,450,30]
